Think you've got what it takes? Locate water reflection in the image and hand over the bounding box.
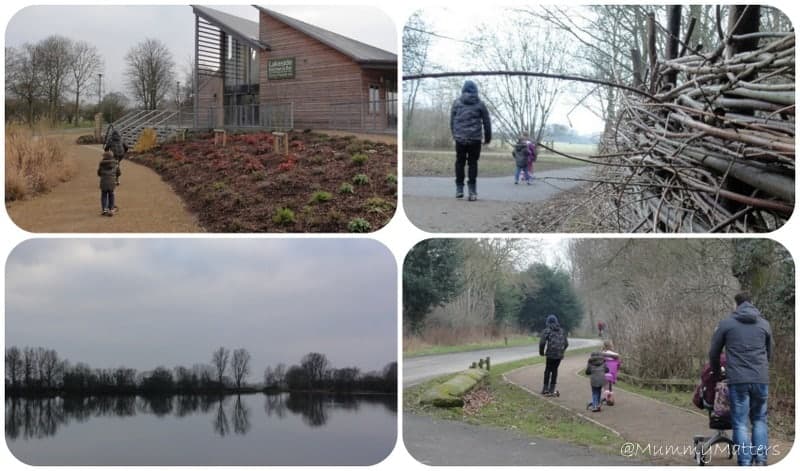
[5,393,395,440]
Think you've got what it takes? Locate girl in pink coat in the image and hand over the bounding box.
[601,340,621,405]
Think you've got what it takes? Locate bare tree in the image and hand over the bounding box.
[471,16,569,143]
[5,347,23,388]
[124,38,175,110]
[231,348,251,389]
[211,347,229,386]
[68,41,102,125]
[6,44,43,124]
[36,35,74,122]
[300,352,329,389]
[402,11,434,135]
[22,347,37,388]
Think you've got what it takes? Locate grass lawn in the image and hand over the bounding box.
[404,335,538,358]
[404,347,624,452]
[404,142,597,177]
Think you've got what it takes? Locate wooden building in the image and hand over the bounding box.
[192,5,397,133]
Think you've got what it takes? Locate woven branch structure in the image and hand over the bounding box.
[606,32,794,232]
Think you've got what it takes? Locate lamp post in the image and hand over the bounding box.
[97,73,103,105]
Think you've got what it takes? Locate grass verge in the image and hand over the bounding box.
[404,336,539,358]
[405,347,623,452]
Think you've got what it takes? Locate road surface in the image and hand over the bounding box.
[404,414,635,466]
[404,338,601,387]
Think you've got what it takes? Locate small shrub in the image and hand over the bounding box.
[351,153,369,166]
[273,207,296,225]
[250,170,267,181]
[386,174,397,185]
[345,142,363,153]
[212,181,227,192]
[347,218,371,233]
[339,182,354,194]
[310,191,333,204]
[352,174,370,185]
[5,125,74,201]
[365,197,394,214]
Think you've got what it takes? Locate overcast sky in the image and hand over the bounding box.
[411,6,605,134]
[5,4,397,100]
[6,239,397,374]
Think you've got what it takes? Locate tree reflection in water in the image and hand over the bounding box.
[6,393,395,439]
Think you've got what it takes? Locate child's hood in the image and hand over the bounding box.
[588,351,605,366]
[459,80,480,105]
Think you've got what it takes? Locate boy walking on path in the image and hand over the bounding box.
[709,292,773,466]
[450,80,491,201]
[98,151,120,217]
[104,129,128,186]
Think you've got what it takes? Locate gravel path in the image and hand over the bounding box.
[6,137,200,233]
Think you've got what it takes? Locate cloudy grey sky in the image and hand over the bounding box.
[411,6,605,134]
[5,4,397,101]
[6,239,397,374]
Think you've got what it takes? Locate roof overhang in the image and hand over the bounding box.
[357,61,398,70]
[192,5,269,51]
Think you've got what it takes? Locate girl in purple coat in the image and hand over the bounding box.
[601,340,621,405]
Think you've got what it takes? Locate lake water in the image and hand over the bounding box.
[5,393,397,465]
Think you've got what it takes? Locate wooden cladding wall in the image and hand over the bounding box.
[259,12,365,129]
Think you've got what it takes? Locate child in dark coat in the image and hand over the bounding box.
[586,351,609,412]
[97,151,120,217]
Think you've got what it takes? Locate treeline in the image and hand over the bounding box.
[6,33,188,126]
[403,239,582,345]
[5,346,397,396]
[264,352,397,394]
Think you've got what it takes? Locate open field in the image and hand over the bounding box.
[404,142,597,177]
[404,335,539,358]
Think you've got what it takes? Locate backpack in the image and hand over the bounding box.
[110,139,125,159]
[546,328,567,356]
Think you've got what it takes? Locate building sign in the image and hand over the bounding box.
[267,58,295,80]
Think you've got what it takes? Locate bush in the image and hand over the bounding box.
[310,191,333,204]
[347,218,371,233]
[345,142,363,153]
[5,125,75,201]
[272,207,296,225]
[212,181,227,192]
[365,197,393,214]
[386,174,397,185]
[339,182,354,194]
[351,153,369,166]
[352,174,370,185]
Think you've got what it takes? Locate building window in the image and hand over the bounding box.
[227,35,233,60]
[369,85,380,114]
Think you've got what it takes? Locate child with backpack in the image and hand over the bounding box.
[585,351,609,412]
[601,340,621,406]
[539,314,568,396]
[98,151,121,217]
[511,136,531,185]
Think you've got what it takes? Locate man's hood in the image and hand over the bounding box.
[732,301,761,324]
[460,80,480,105]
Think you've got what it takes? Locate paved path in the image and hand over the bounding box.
[403,166,594,202]
[404,338,601,387]
[6,136,200,232]
[402,166,594,232]
[505,354,792,465]
[404,413,635,466]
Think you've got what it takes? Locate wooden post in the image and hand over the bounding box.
[630,48,643,89]
[94,113,103,142]
[272,131,289,156]
[646,13,658,94]
[664,5,682,88]
[485,357,491,371]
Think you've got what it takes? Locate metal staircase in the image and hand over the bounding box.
[104,109,193,148]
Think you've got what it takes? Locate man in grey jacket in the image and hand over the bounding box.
[450,80,491,201]
[709,292,772,466]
